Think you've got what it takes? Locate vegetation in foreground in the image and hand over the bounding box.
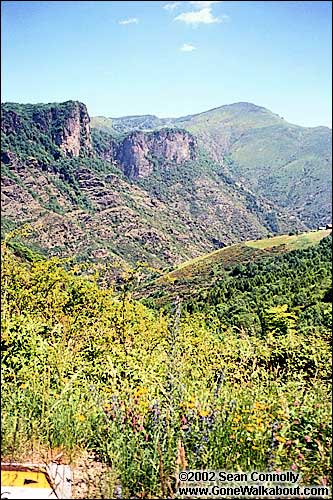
[1,232,332,498]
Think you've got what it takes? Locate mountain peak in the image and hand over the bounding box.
[222,101,271,112]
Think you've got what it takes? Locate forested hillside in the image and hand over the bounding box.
[139,229,331,304]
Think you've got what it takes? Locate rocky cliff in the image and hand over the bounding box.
[94,128,197,179]
[1,101,93,160]
[34,101,93,158]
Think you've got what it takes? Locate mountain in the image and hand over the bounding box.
[1,100,329,270]
[92,102,332,228]
[2,101,332,500]
[176,103,332,228]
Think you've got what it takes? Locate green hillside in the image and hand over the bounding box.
[178,105,332,228]
[246,229,331,250]
[139,229,331,304]
[96,102,332,228]
[176,102,284,136]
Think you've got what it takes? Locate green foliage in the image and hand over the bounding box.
[1,230,331,496]
[262,304,297,336]
[172,102,332,228]
[1,102,72,163]
[6,240,45,262]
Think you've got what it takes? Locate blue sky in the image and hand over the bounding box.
[1,1,332,127]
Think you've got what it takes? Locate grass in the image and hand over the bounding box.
[246,229,331,250]
[151,230,330,293]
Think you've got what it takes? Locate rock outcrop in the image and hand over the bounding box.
[98,128,197,179]
[1,101,93,159]
[32,101,93,158]
[51,101,93,157]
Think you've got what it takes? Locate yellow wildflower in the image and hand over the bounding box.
[275,435,287,443]
[134,387,148,397]
[76,414,86,422]
[199,410,210,417]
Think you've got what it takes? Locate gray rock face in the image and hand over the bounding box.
[111,129,197,179]
[52,101,93,158]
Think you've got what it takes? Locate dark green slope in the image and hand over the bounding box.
[137,229,331,305]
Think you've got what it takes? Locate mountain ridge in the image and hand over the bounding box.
[93,101,331,131]
[91,100,332,229]
[1,99,330,270]
[5,99,331,131]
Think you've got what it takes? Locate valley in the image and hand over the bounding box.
[2,2,332,498]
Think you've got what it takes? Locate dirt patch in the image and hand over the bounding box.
[71,451,118,499]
